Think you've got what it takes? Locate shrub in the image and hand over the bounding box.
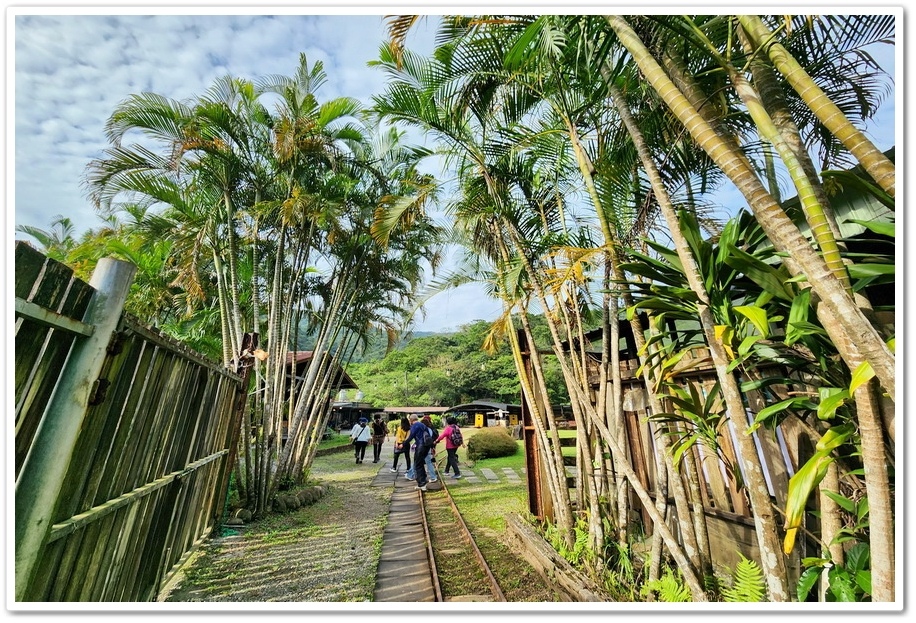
[467,427,519,461]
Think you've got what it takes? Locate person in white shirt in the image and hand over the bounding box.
[349,417,372,464]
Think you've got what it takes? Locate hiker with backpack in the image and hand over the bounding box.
[434,415,464,479]
[421,415,439,482]
[349,417,372,464]
[401,414,434,492]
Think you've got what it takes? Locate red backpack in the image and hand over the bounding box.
[448,424,463,446]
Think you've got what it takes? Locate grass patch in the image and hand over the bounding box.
[447,479,561,601]
[467,451,525,472]
[318,432,351,450]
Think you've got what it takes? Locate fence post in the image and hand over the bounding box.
[14,257,136,601]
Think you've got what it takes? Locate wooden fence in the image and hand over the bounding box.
[519,330,814,581]
[14,242,251,602]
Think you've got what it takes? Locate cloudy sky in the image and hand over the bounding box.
[9,6,507,333]
[8,5,900,334]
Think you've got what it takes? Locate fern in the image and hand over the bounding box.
[721,554,766,602]
[641,566,692,602]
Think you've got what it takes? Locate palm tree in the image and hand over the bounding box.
[84,54,442,515]
[16,215,79,262]
[738,15,895,198]
[604,14,894,402]
[610,14,896,600]
[374,17,713,596]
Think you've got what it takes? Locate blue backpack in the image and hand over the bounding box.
[422,425,436,449]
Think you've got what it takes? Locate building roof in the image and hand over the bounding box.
[383,406,450,414]
[446,400,521,414]
[285,350,358,389]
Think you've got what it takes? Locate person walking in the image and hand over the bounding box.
[401,414,434,492]
[349,417,371,464]
[389,417,412,474]
[421,416,439,482]
[370,414,388,463]
[434,415,464,479]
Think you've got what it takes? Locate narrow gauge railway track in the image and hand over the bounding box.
[417,473,507,602]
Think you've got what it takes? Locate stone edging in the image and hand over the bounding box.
[505,513,613,602]
[314,443,353,457]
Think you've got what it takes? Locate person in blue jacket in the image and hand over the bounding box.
[401,413,433,491]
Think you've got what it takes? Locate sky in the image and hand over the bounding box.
[8,5,506,334]
[6,4,901,335]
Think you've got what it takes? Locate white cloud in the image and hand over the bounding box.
[8,6,901,336]
[9,8,455,331]
[12,12,438,240]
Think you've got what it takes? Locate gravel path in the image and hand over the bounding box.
[159,446,391,602]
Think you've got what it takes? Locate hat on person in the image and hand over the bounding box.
[358,417,368,424]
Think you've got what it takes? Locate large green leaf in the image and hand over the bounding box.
[817,387,849,421]
[785,288,812,345]
[782,425,853,555]
[750,396,806,431]
[846,217,894,237]
[827,566,859,601]
[734,305,770,337]
[846,263,895,278]
[504,17,544,71]
[849,360,875,394]
[796,566,822,601]
[723,244,796,301]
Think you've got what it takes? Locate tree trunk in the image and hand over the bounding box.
[606,14,895,400]
[738,15,895,198]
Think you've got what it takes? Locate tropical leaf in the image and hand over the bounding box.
[722,243,796,301]
[796,566,822,601]
[817,386,849,421]
[734,305,770,338]
[785,288,812,345]
[782,425,854,554]
[849,360,875,394]
[846,217,894,237]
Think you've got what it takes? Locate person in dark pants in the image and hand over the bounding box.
[434,415,463,479]
[349,417,371,464]
[390,417,412,473]
[420,416,439,482]
[401,414,433,492]
[370,414,388,463]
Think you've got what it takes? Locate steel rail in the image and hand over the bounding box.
[439,471,507,602]
[417,486,444,602]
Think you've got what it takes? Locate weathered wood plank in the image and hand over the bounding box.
[505,513,612,601]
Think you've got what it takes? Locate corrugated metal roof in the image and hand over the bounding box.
[383,406,450,414]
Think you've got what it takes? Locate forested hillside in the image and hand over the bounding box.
[345,316,569,407]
